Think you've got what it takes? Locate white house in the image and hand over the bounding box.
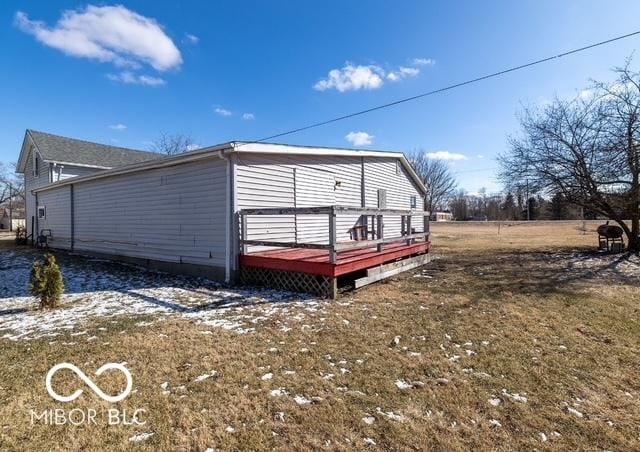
[432,211,453,222]
[17,130,429,295]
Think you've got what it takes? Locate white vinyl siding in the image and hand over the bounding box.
[235,153,423,251]
[236,153,363,251]
[37,186,72,249]
[24,148,52,237]
[364,157,424,237]
[54,164,101,182]
[295,167,335,244]
[72,158,227,267]
[24,148,106,237]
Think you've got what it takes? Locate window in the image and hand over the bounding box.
[377,189,387,208]
[37,206,46,220]
[32,150,39,177]
[395,161,401,175]
[410,196,417,209]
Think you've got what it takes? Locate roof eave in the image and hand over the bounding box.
[33,143,234,194]
[15,130,35,174]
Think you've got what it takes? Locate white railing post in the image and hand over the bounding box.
[376,214,384,252]
[240,212,247,255]
[329,207,337,263]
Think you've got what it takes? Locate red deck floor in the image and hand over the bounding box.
[239,240,431,277]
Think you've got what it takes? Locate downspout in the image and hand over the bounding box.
[34,191,38,242]
[70,184,75,252]
[218,151,231,283]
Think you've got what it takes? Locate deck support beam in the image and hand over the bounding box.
[329,277,338,299]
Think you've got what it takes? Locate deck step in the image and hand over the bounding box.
[354,253,431,289]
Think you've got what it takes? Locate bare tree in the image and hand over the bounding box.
[0,163,25,229]
[407,151,458,213]
[0,163,24,205]
[151,133,196,155]
[499,59,640,251]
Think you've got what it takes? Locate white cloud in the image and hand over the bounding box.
[315,58,434,92]
[214,106,232,117]
[107,71,165,86]
[242,113,255,120]
[387,66,420,82]
[185,33,199,44]
[15,5,181,71]
[314,64,385,92]
[109,123,127,130]
[476,154,484,159]
[412,58,435,66]
[425,151,468,161]
[345,131,374,147]
[186,144,200,151]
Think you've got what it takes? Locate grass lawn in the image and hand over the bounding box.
[0,222,639,451]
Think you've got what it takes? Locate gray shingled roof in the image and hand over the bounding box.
[28,129,163,168]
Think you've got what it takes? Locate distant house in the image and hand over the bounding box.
[0,208,24,230]
[16,130,431,297]
[432,211,453,222]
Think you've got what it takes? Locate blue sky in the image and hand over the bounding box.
[2,1,640,193]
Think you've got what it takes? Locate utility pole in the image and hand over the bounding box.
[8,183,12,232]
[526,179,530,221]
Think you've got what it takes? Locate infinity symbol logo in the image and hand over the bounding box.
[45,363,133,403]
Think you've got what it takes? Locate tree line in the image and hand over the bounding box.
[409,57,640,251]
[445,189,588,221]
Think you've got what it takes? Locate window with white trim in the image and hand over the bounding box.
[37,206,46,220]
[410,196,417,209]
[395,160,401,175]
[32,150,39,177]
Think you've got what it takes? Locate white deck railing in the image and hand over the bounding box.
[238,205,430,263]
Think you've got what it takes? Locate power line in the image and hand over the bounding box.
[246,30,640,145]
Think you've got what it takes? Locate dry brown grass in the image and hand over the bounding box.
[1,221,639,451]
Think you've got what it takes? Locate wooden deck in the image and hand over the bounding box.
[239,240,431,277]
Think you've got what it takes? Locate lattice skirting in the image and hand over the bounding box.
[239,266,335,298]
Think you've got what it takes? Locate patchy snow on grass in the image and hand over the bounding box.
[194,371,218,382]
[376,407,405,422]
[502,389,528,403]
[395,379,413,390]
[293,395,311,405]
[128,432,154,442]
[394,379,424,390]
[0,250,325,341]
[566,406,584,418]
[270,388,288,397]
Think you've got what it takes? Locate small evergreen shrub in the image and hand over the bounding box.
[29,253,64,309]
